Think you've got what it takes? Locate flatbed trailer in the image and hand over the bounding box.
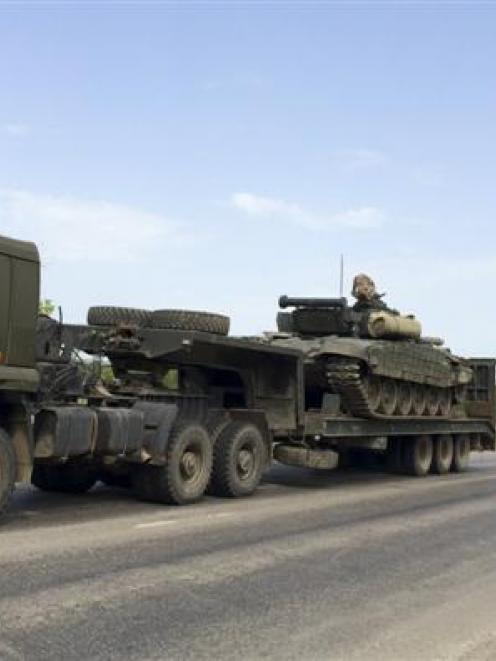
[1,229,495,520]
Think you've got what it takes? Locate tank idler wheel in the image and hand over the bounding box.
[402,435,433,476]
[363,375,381,413]
[431,434,454,474]
[412,385,427,416]
[438,390,452,417]
[133,423,213,505]
[451,434,471,472]
[396,382,413,416]
[378,379,398,416]
[425,387,441,417]
[210,422,266,498]
[386,437,404,474]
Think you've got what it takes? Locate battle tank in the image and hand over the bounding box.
[269,288,472,419]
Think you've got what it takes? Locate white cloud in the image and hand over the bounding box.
[231,192,384,230]
[2,123,30,137]
[338,148,388,172]
[0,189,181,264]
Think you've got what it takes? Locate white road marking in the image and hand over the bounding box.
[135,520,178,530]
[134,511,234,530]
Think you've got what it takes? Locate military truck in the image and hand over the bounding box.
[0,233,494,521]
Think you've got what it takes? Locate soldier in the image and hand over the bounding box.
[351,274,398,314]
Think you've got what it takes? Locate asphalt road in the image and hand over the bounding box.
[1,454,496,661]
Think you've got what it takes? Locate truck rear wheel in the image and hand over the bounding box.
[134,422,212,505]
[0,430,16,518]
[451,434,471,472]
[210,421,266,497]
[31,463,97,494]
[402,435,433,476]
[431,435,454,475]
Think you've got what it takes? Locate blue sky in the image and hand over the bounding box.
[1,2,495,354]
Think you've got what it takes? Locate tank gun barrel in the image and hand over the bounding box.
[279,295,347,309]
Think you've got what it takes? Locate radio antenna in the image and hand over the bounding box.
[339,254,344,297]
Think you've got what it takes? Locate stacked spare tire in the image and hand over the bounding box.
[87,306,230,336]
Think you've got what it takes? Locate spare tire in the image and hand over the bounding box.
[151,309,230,336]
[87,306,153,327]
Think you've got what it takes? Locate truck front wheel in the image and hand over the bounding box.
[210,421,266,498]
[0,429,16,518]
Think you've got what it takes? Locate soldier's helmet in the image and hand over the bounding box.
[352,273,377,301]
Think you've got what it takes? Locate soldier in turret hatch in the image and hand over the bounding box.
[351,273,399,315]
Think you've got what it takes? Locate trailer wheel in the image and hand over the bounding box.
[31,464,97,494]
[402,435,433,476]
[431,435,454,475]
[210,421,266,497]
[135,423,213,505]
[451,434,471,472]
[0,429,16,518]
[386,437,404,474]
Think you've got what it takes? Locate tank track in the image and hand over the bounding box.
[326,359,377,418]
[325,358,456,419]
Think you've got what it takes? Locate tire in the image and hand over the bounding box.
[451,434,471,472]
[151,309,230,336]
[100,471,132,489]
[386,437,404,474]
[210,421,266,498]
[87,306,152,327]
[31,463,97,494]
[402,435,433,476]
[0,429,16,519]
[431,435,454,475]
[134,423,212,505]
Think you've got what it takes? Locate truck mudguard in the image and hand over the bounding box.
[95,408,144,456]
[34,407,97,459]
[132,401,179,457]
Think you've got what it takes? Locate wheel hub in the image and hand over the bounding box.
[181,451,200,479]
[237,449,254,478]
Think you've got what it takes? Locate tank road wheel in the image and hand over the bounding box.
[31,464,97,494]
[210,422,266,498]
[386,438,404,474]
[402,435,433,476]
[412,385,427,416]
[134,423,213,505]
[0,430,16,518]
[425,387,441,417]
[431,435,454,474]
[363,375,381,413]
[378,379,398,416]
[438,389,452,417]
[396,382,413,416]
[451,434,471,472]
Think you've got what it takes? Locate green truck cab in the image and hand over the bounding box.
[0,234,40,516]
